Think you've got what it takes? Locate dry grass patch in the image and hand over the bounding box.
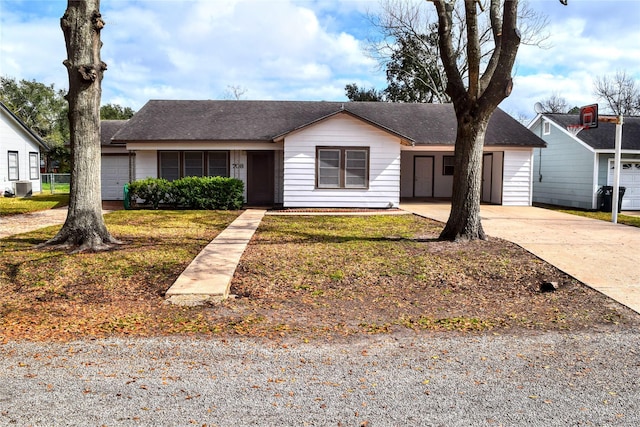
[229,215,640,339]
[0,210,240,342]
[1,212,638,343]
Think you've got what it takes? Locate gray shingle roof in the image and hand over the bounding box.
[112,100,545,147]
[101,120,128,146]
[544,114,640,151]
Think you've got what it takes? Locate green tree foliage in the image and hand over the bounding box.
[0,76,68,146]
[384,29,449,103]
[100,103,135,119]
[344,83,385,102]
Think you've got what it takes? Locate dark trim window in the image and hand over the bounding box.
[184,151,204,177]
[159,151,230,180]
[443,156,455,176]
[316,147,369,189]
[159,151,180,181]
[8,151,19,181]
[29,152,39,180]
[208,151,229,177]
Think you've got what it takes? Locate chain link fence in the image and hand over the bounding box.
[41,173,71,194]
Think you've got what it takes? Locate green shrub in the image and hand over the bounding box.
[128,178,170,209]
[128,177,244,210]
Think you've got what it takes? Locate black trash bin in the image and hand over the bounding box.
[599,186,626,212]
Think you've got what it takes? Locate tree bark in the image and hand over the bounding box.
[430,0,521,241]
[439,109,488,241]
[42,0,119,252]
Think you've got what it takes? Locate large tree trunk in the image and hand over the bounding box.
[439,110,488,241]
[430,0,521,241]
[43,0,119,252]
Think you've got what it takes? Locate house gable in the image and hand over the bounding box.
[283,113,401,208]
[1,102,46,193]
[529,114,599,209]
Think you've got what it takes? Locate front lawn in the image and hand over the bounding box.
[556,209,640,228]
[0,194,69,216]
[1,211,638,343]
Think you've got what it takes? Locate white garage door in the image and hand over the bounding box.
[608,161,640,210]
[101,155,129,200]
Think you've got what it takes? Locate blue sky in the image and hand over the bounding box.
[1,0,639,120]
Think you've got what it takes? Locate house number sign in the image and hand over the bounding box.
[232,163,244,169]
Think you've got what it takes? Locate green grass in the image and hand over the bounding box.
[543,206,640,228]
[0,193,69,216]
[41,182,70,193]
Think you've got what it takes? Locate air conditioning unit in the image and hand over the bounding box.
[15,181,32,197]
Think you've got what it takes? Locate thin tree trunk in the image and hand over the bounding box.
[42,0,119,252]
[439,111,488,241]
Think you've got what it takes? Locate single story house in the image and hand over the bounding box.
[528,113,640,210]
[1,101,47,196]
[103,100,546,208]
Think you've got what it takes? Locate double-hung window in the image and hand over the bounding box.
[443,156,455,176]
[29,152,39,180]
[316,147,369,189]
[8,151,19,181]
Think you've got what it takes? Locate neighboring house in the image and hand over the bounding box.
[528,113,640,210]
[1,101,48,196]
[104,100,545,208]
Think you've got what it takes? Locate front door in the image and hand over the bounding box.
[482,153,493,203]
[247,151,274,206]
[413,156,434,197]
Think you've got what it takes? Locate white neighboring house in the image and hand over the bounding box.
[528,113,640,210]
[1,102,47,196]
[102,100,546,207]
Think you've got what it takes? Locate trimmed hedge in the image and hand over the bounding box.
[128,177,244,210]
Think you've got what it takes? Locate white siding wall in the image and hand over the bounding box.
[502,150,533,206]
[1,110,42,193]
[283,114,401,208]
[531,119,595,209]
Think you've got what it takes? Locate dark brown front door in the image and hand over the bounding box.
[247,151,274,206]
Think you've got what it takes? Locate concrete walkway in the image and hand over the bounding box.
[165,209,266,304]
[401,202,640,315]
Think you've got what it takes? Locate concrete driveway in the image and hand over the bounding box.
[401,202,640,315]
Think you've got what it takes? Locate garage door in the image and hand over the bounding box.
[608,161,640,210]
[101,155,129,200]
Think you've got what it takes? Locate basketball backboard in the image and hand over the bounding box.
[580,104,598,128]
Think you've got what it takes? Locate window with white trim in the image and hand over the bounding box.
[316,147,369,189]
[543,121,551,135]
[29,152,39,180]
[8,151,19,181]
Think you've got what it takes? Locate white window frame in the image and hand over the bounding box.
[316,146,369,189]
[29,152,39,180]
[8,151,19,181]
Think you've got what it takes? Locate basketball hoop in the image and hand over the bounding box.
[566,124,587,136]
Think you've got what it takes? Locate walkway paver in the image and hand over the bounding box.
[165,209,266,301]
[401,202,640,315]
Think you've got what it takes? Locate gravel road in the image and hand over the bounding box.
[1,330,639,426]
